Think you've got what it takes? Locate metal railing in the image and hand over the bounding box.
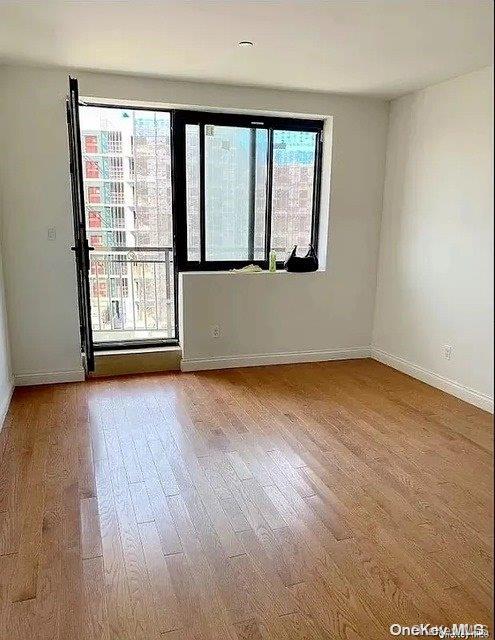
[89,246,175,343]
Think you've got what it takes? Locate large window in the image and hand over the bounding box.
[173,110,323,270]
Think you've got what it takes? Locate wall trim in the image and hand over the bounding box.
[180,347,371,372]
[14,369,85,387]
[0,378,15,431]
[371,347,494,413]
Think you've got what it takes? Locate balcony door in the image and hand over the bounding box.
[68,79,178,365]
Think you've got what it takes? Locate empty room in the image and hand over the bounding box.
[0,1,493,639]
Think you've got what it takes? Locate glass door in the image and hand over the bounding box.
[75,99,177,349]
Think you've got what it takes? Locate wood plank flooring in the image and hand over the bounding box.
[0,358,492,639]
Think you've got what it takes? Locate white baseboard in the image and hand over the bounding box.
[181,347,371,372]
[14,369,85,386]
[0,378,15,431]
[371,347,494,413]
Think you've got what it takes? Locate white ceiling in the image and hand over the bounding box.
[0,1,492,98]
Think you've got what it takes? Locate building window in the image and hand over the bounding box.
[89,234,102,247]
[88,210,101,228]
[91,281,108,297]
[88,186,101,203]
[84,135,98,153]
[107,131,122,154]
[108,230,126,246]
[110,182,124,204]
[110,206,125,228]
[85,160,100,179]
[174,110,323,270]
[109,157,123,179]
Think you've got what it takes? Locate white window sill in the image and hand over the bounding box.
[96,344,181,357]
[180,269,325,276]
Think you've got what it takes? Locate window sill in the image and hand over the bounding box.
[180,269,325,276]
[96,344,181,357]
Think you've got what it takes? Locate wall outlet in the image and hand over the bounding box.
[47,226,56,241]
[212,325,220,339]
[443,344,453,360]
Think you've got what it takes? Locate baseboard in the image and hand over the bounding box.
[0,378,15,431]
[180,347,371,372]
[14,369,85,386]
[371,347,494,413]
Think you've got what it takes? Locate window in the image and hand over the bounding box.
[89,233,103,247]
[174,110,323,270]
[270,130,319,259]
[109,157,123,179]
[84,135,98,153]
[88,210,101,228]
[110,206,125,228]
[88,186,101,203]
[106,131,122,154]
[91,281,108,297]
[110,182,124,204]
[85,160,100,179]
[108,230,125,246]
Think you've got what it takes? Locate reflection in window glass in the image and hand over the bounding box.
[270,130,317,260]
[185,125,200,261]
[253,129,268,260]
[204,126,268,261]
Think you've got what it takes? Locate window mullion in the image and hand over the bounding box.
[264,128,274,262]
[248,128,256,261]
[311,129,323,250]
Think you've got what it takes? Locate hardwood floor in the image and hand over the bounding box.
[0,358,492,639]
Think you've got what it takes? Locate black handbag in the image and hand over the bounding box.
[284,245,319,272]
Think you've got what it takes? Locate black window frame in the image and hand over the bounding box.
[172,109,324,271]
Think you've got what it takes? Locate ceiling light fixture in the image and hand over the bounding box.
[238,41,254,48]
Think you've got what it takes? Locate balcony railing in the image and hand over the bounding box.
[89,247,175,344]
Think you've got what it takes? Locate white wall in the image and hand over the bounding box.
[0,64,389,382]
[373,66,494,411]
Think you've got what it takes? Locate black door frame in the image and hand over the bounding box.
[67,77,95,371]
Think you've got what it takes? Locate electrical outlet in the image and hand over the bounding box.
[212,325,220,339]
[47,227,56,241]
[443,345,453,360]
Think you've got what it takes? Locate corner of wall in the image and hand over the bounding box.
[369,69,494,413]
[0,239,14,431]
[0,66,15,429]
[370,98,393,347]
